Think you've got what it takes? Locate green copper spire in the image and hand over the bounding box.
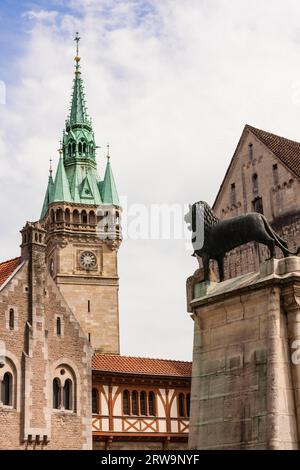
[40,159,54,219]
[40,34,121,220]
[101,146,120,205]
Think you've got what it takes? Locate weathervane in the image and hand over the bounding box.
[107,144,110,160]
[74,32,80,57]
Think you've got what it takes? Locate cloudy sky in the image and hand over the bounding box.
[1,0,300,360]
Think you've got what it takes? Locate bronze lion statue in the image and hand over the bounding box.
[185,201,300,283]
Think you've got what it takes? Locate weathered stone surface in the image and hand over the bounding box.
[188,258,300,450]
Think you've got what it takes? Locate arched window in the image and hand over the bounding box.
[56,208,63,223]
[230,183,236,206]
[53,378,60,409]
[35,233,38,242]
[148,391,155,416]
[68,143,71,157]
[92,388,99,414]
[9,309,14,330]
[123,390,130,415]
[65,209,71,224]
[249,143,253,160]
[132,391,138,415]
[82,211,88,224]
[89,144,93,156]
[78,142,82,154]
[252,173,258,193]
[178,393,185,417]
[140,391,147,416]
[89,211,96,225]
[63,379,72,410]
[39,234,42,243]
[56,317,61,336]
[186,393,191,417]
[73,210,80,224]
[72,142,76,156]
[1,372,12,406]
[83,142,87,155]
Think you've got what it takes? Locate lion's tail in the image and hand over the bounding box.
[262,215,300,256]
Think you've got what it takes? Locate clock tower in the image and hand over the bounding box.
[39,34,122,354]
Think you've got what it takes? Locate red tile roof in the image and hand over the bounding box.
[246,125,300,179]
[0,257,22,287]
[92,355,192,378]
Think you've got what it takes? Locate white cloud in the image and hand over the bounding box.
[2,0,300,359]
[23,9,59,23]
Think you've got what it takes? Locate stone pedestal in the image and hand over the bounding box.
[187,257,300,450]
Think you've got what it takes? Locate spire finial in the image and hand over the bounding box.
[107,143,110,160]
[49,157,53,177]
[74,32,81,71]
[58,141,63,158]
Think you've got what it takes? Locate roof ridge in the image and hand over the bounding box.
[93,353,191,364]
[246,124,300,146]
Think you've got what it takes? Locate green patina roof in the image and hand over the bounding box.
[101,158,120,205]
[39,39,120,218]
[52,156,72,202]
[40,174,54,219]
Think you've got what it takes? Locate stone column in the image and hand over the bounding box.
[283,283,300,446]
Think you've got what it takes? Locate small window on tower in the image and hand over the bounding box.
[56,317,61,336]
[273,163,279,185]
[252,197,264,214]
[9,309,14,330]
[230,183,236,206]
[249,143,253,160]
[252,173,258,193]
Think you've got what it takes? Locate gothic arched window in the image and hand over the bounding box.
[56,317,61,336]
[9,309,14,330]
[1,372,12,406]
[63,379,72,410]
[53,378,60,409]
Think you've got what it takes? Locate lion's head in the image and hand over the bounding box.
[185,201,219,234]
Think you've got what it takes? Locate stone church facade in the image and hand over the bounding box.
[213,124,300,280]
[0,38,191,450]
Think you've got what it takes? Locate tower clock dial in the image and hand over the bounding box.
[80,251,97,270]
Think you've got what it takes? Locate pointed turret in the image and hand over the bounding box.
[101,146,120,205]
[40,162,54,219]
[52,152,72,203]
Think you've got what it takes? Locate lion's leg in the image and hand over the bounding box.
[217,257,225,282]
[266,239,276,260]
[202,255,210,282]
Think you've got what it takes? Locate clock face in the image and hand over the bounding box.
[80,251,97,270]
